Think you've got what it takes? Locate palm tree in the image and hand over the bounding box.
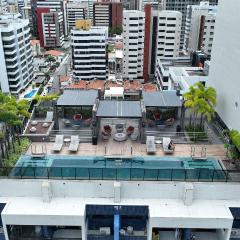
[183,82,216,131]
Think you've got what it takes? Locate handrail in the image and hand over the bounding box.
[1,166,240,182]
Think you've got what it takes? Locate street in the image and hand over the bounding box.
[49,54,71,94]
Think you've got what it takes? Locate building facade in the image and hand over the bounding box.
[93,1,123,30]
[36,8,64,48]
[67,2,87,33]
[71,20,108,81]
[184,1,217,56]
[209,0,240,131]
[0,14,33,95]
[157,10,182,60]
[165,0,218,50]
[143,4,158,82]
[32,0,67,43]
[122,10,145,80]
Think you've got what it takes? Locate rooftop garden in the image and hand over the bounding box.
[0,91,31,167]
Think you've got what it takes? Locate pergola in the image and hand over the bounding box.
[55,89,98,129]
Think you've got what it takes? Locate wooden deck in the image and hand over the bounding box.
[27,139,228,162]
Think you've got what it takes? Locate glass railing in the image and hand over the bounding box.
[0,166,239,182]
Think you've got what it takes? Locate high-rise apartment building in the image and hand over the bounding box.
[71,20,108,81]
[184,1,217,56]
[122,10,145,80]
[157,10,182,60]
[36,9,64,48]
[165,0,218,50]
[93,1,123,29]
[32,0,67,42]
[0,14,33,95]
[209,0,240,131]
[67,2,88,33]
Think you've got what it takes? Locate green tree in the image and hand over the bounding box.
[0,92,30,158]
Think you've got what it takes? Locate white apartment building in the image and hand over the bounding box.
[0,14,33,95]
[122,10,145,80]
[209,0,240,131]
[67,2,87,33]
[184,1,217,56]
[156,56,192,90]
[68,0,97,22]
[93,2,109,27]
[165,0,218,50]
[71,24,108,81]
[157,10,182,60]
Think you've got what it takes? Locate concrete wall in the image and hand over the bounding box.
[208,0,240,131]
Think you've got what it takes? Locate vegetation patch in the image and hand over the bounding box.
[3,137,30,168]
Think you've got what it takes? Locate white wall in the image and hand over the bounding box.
[209,0,240,131]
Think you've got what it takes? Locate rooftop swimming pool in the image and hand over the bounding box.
[11,155,226,181]
[24,89,38,99]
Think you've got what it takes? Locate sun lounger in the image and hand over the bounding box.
[68,135,79,152]
[163,137,175,154]
[146,136,156,154]
[53,135,64,152]
[45,111,54,122]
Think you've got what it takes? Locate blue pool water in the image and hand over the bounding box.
[24,89,37,98]
[12,155,225,181]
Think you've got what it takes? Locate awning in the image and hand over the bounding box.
[96,100,142,118]
[57,89,98,106]
[143,91,182,107]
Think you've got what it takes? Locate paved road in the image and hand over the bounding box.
[49,54,71,94]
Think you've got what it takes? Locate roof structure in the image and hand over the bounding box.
[46,50,64,57]
[143,91,182,107]
[96,101,142,118]
[57,90,98,106]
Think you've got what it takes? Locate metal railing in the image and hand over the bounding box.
[145,130,217,144]
[2,166,240,182]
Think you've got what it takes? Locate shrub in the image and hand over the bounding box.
[3,137,30,167]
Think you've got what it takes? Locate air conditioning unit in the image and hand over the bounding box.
[99,227,111,235]
[231,229,240,237]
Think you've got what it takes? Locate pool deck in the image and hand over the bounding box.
[27,140,230,168]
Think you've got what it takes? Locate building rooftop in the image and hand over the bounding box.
[46,50,64,57]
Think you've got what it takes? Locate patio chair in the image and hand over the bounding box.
[130,129,138,141]
[45,111,54,122]
[163,137,175,154]
[53,135,64,152]
[146,136,156,154]
[68,135,79,152]
[103,125,112,134]
[164,118,175,127]
[127,126,134,135]
[102,131,110,140]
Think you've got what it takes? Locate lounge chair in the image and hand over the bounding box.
[163,137,175,154]
[53,135,64,152]
[146,136,156,154]
[45,111,54,122]
[68,135,79,152]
